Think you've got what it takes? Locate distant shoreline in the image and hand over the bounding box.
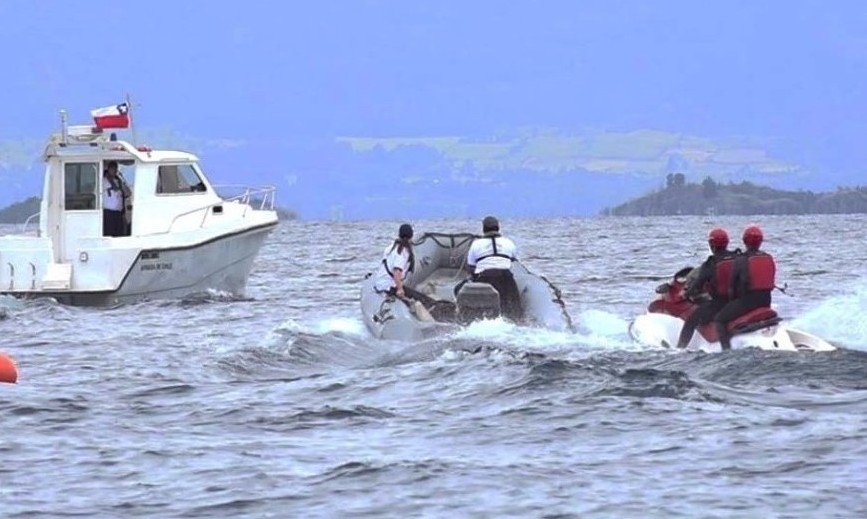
[603,176,867,216]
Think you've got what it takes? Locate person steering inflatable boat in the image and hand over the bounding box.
[461,216,524,322]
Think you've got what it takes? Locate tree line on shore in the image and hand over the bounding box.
[605,175,867,216]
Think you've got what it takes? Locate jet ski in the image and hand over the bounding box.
[361,232,574,341]
[628,267,835,352]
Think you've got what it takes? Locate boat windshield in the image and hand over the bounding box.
[157,164,207,194]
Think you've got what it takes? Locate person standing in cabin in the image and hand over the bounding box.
[102,161,131,237]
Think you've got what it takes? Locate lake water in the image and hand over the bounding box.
[2,215,866,518]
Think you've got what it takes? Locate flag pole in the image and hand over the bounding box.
[126,92,137,145]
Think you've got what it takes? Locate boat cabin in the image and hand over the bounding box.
[40,128,225,257]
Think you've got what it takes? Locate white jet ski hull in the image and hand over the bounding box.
[628,312,836,353]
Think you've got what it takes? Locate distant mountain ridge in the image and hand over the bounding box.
[0,127,854,219]
[338,128,799,177]
[605,176,867,216]
[0,196,40,225]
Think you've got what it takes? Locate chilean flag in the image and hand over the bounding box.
[91,102,130,130]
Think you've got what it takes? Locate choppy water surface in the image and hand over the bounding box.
[2,215,866,518]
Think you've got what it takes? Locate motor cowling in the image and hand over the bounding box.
[456,282,501,323]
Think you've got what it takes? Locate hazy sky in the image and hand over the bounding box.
[1,1,865,190]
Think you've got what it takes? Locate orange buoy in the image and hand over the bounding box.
[0,353,18,384]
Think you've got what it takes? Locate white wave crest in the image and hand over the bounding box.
[789,286,867,351]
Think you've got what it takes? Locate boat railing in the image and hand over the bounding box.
[213,184,277,213]
[20,212,41,237]
[159,185,276,235]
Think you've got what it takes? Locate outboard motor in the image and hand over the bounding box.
[456,282,501,324]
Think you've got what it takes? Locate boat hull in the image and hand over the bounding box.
[4,223,276,306]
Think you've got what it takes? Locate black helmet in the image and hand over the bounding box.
[482,215,499,233]
[398,223,414,239]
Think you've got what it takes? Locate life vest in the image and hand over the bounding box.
[711,256,735,299]
[103,175,126,211]
[381,242,414,278]
[475,235,514,263]
[746,251,775,291]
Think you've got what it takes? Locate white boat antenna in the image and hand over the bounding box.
[59,109,69,145]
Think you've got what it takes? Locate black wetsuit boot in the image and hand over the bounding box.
[715,322,732,350]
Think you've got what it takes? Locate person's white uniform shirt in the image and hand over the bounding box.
[467,235,517,273]
[374,243,412,291]
[103,176,125,211]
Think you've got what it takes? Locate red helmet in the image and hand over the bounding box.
[743,225,763,249]
[708,227,729,249]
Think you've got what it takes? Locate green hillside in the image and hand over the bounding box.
[605,176,867,216]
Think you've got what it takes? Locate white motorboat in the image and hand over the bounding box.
[0,105,278,305]
[628,267,836,352]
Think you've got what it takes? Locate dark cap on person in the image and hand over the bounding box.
[482,215,499,233]
[399,223,414,239]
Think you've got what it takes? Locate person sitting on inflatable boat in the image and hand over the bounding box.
[374,223,437,307]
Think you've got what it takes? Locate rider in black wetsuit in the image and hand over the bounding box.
[676,227,736,348]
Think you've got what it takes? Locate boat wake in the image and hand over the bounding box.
[437,309,641,358]
[218,308,643,379]
[175,289,256,306]
[789,284,867,352]
[208,305,867,407]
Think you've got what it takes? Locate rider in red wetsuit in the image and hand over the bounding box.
[712,225,776,350]
[676,227,736,348]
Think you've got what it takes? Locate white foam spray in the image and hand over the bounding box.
[789,285,867,351]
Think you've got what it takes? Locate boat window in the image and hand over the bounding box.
[64,162,98,210]
[157,164,207,194]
